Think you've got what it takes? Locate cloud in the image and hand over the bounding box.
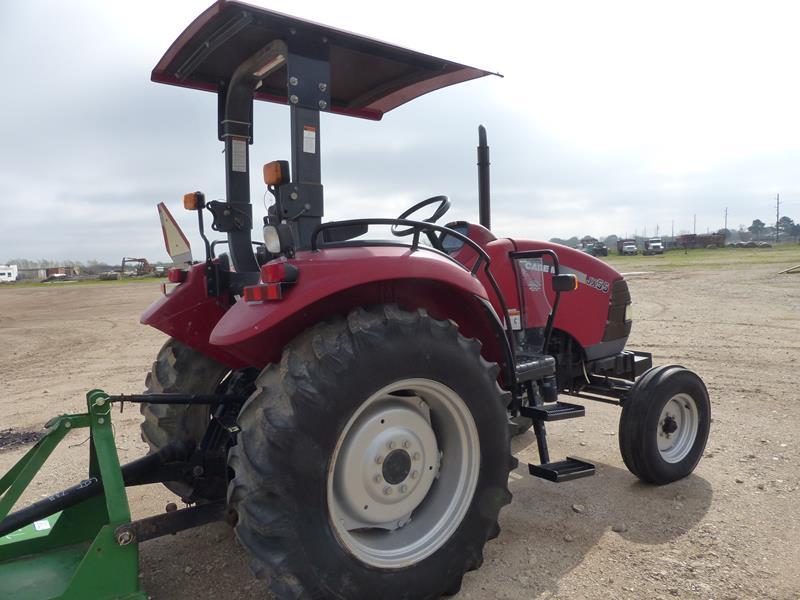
[1,0,799,264]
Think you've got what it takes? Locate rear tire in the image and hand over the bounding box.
[619,365,710,484]
[228,306,513,599]
[142,338,229,500]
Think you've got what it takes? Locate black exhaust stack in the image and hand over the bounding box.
[477,125,491,230]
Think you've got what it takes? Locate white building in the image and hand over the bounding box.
[0,265,18,282]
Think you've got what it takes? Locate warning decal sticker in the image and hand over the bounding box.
[303,126,316,154]
[231,138,247,173]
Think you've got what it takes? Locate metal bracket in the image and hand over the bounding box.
[287,52,331,111]
[115,501,228,545]
[206,201,253,232]
[277,183,323,219]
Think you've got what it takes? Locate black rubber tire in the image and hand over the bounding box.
[228,305,514,600]
[142,338,230,499]
[509,415,533,437]
[619,365,710,484]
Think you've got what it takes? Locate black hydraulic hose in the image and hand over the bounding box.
[0,442,192,538]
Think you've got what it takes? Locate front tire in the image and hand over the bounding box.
[619,365,710,484]
[228,306,513,599]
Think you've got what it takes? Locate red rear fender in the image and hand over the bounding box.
[141,263,243,368]
[210,246,507,369]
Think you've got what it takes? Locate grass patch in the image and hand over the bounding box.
[602,244,800,271]
[1,277,165,289]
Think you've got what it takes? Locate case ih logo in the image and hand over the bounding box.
[518,259,545,291]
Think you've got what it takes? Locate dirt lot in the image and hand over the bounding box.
[1,261,798,599]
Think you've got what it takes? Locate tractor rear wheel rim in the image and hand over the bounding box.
[657,393,699,463]
[327,378,480,568]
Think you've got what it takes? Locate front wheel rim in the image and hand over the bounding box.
[657,392,699,463]
[327,378,480,569]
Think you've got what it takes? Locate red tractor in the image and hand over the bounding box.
[138,2,710,597]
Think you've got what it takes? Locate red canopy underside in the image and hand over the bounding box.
[152,1,497,121]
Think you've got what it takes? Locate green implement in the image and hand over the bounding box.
[0,390,146,600]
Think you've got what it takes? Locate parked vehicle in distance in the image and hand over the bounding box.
[617,239,638,255]
[643,237,664,255]
[676,233,725,249]
[579,236,609,257]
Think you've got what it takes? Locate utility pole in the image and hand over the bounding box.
[693,214,696,235]
[776,193,780,244]
[724,207,728,238]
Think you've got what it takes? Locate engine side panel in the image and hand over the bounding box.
[512,240,624,352]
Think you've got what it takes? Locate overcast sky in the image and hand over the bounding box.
[2,0,799,263]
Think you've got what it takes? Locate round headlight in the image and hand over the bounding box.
[263,225,282,254]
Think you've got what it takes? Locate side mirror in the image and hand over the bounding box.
[552,274,578,293]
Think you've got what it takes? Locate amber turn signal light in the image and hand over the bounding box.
[183,191,205,211]
[263,160,290,186]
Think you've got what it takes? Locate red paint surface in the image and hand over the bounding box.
[450,224,623,351]
[140,262,243,368]
[209,246,504,367]
[513,240,621,349]
[142,225,625,372]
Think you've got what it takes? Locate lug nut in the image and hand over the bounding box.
[375,455,384,464]
[383,486,393,496]
[318,100,327,109]
[192,465,204,477]
[402,440,411,449]
[410,470,418,479]
[289,76,299,86]
[97,417,105,425]
[289,94,299,104]
[400,484,408,493]
[387,441,396,450]
[373,474,382,483]
[412,452,420,462]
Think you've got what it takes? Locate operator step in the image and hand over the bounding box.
[529,457,596,482]
[520,401,586,421]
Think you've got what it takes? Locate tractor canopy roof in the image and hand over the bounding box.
[152,0,499,120]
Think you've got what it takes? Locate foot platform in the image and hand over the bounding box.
[520,401,585,421]
[528,457,595,482]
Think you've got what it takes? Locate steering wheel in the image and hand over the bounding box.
[391,195,451,237]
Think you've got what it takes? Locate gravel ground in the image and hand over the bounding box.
[0,262,798,599]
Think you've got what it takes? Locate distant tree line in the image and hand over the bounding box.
[551,215,799,248]
[3,258,172,272]
[4,258,105,269]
